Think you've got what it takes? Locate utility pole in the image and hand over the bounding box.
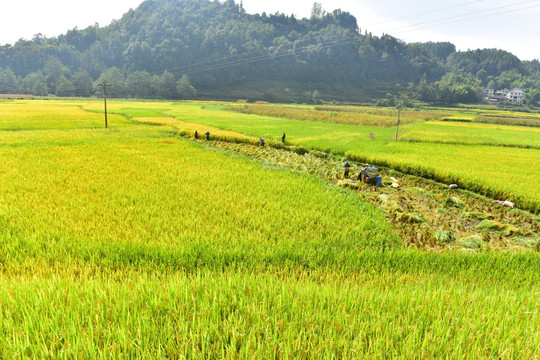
[98,81,112,128]
[394,102,401,141]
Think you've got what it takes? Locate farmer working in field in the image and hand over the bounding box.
[205,131,210,140]
[281,132,286,143]
[195,130,199,139]
[260,137,265,147]
[344,161,351,178]
[357,163,369,182]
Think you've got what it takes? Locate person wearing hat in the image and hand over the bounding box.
[343,161,351,178]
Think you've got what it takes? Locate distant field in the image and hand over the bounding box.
[122,101,539,212]
[400,120,540,148]
[0,99,129,130]
[0,99,539,358]
[0,94,33,99]
[227,104,442,127]
[431,106,540,127]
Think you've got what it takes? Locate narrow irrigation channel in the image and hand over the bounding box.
[196,138,539,251]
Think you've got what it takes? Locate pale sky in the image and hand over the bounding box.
[1,0,539,60]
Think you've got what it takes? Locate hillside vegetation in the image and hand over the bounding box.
[1,0,540,105]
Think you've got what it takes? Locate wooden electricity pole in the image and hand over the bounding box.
[395,103,401,141]
[99,81,112,128]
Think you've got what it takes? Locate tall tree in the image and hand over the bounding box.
[310,2,325,19]
[43,57,69,94]
[22,72,47,96]
[0,67,18,93]
[71,71,94,97]
[176,74,196,99]
[55,75,76,97]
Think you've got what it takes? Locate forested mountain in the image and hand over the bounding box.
[1,0,539,105]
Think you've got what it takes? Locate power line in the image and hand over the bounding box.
[155,48,268,75]
[385,0,540,34]
[368,0,486,27]
[164,36,355,77]
[393,4,540,35]
[151,0,540,77]
[149,32,346,75]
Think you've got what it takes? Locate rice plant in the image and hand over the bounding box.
[1,99,539,358]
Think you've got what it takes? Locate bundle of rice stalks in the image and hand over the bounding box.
[503,225,522,237]
[476,220,506,232]
[457,235,487,251]
[460,212,495,221]
[475,220,524,237]
[397,212,424,224]
[341,180,360,189]
[443,197,464,208]
[514,237,540,250]
[434,230,455,244]
[378,194,390,204]
[292,146,309,155]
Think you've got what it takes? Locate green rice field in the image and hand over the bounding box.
[101,101,540,212]
[400,120,540,148]
[0,99,539,358]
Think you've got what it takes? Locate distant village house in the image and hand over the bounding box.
[483,87,524,105]
[506,87,524,104]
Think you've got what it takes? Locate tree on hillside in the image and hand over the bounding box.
[176,74,196,99]
[126,70,156,98]
[0,67,18,93]
[43,57,69,94]
[418,42,456,62]
[55,75,76,97]
[311,2,326,19]
[525,88,540,106]
[22,72,47,96]
[158,71,178,99]
[71,71,94,97]
[95,67,126,98]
